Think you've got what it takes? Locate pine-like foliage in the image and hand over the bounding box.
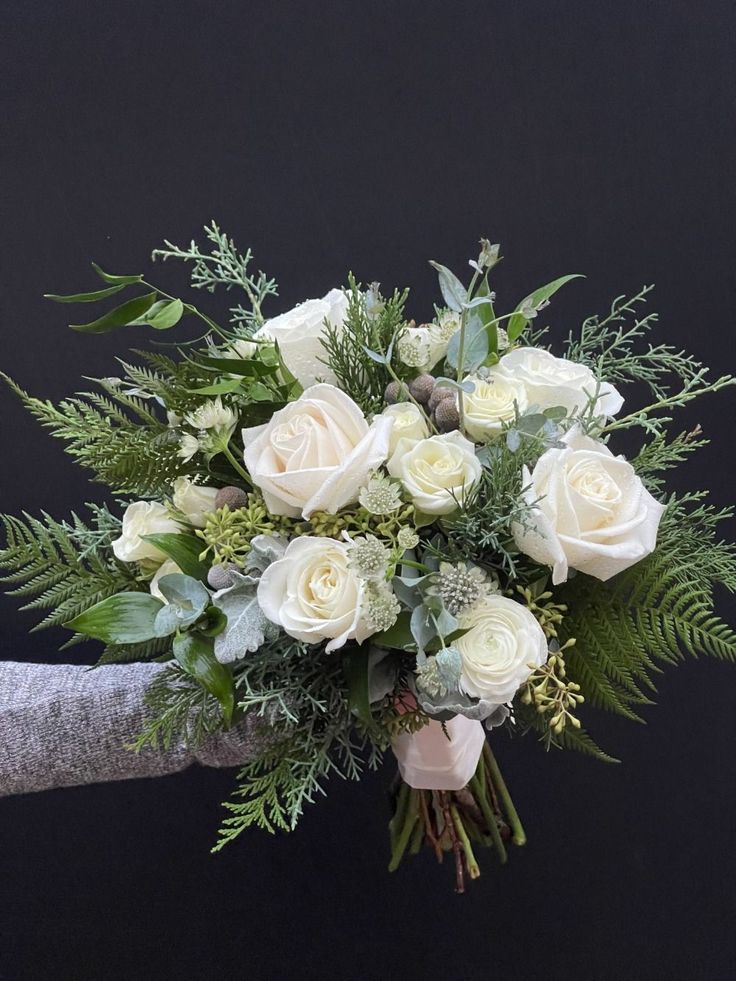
[322,277,409,415]
[1,372,203,497]
[0,505,143,636]
[556,495,736,728]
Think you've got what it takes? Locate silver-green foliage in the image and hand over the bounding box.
[212,638,382,846]
[152,220,278,330]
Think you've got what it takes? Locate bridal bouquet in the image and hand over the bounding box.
[3,224,735,891]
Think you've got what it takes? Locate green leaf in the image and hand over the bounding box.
[173,632,234,724]
[199,605,228,637]
[475,275,498,356]
[142,298,184,330]
[507,274,583,342]
[44,284,128,303]
[69,292,158,334]
[141,533,210,581]
[429,261,467,312]
[91,262,144,285]
[191,377,245,395]
[64,592,163,644]
[198,356,276,377]
[342,646,374,728]
[371,611,415,651]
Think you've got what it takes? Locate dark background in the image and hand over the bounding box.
[1,2,734,979]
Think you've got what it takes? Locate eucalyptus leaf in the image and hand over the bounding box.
[64,592,163,644]
[173,632,234,724]
[434,376,476,394]
[153,604,183,638]
[445,313,488,373]
[429,261,467,312]
[156,574,210,618]
[506,274,583,342]
[410,603,436,654]
[69,292,158,334]
[363,346,388,365]
[44,284,128,304]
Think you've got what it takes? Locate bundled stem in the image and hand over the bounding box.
[387,742,525,892]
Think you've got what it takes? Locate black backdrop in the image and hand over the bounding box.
[1,2,734,979]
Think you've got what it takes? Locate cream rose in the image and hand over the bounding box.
[149,559,182,602]
[381,402,430,454]
[262,288,348,388]
[257,537,371,652]
[496,348,623,417]
[172,477,219,528]
[387,431,481,515]
[112,502,181,564]
[462,373,529,442]
[456,595,548,703]
[242,384,393,518]
[514,429,666,585]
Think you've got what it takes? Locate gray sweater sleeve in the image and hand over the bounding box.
[0,661,261,797]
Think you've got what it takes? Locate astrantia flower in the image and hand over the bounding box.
[347,534,391,581]
[361,580,401,632]
[185,397,238,436]
[358,472,403,515]
[177,433,201,462]
[397,526,420,551]
[432,561,496,616]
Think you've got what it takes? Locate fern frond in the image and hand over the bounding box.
[1,372,204,496]
[0,508,142,635]
[557,495,736,723]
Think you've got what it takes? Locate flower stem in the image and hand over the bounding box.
[388,788,419,872]
[450,803,481,880]
[471,771,507,864]
[484,743,526,846]
[221,442,253,488]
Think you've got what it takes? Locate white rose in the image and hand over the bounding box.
[257,537,371,652]
[396,324,448,372]
[262,288,348,388]
[456,595,548,703]
[149,559,182,603]
[462,373,529,442]
[381,402,430,454]
[112,502,181,564]
[172,477,219,528]
[387,431,481,515]
[514,429,666,585]
[496,348,623,417]
[242,384,393,518]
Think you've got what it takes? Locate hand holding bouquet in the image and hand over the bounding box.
[3,224,734,891]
